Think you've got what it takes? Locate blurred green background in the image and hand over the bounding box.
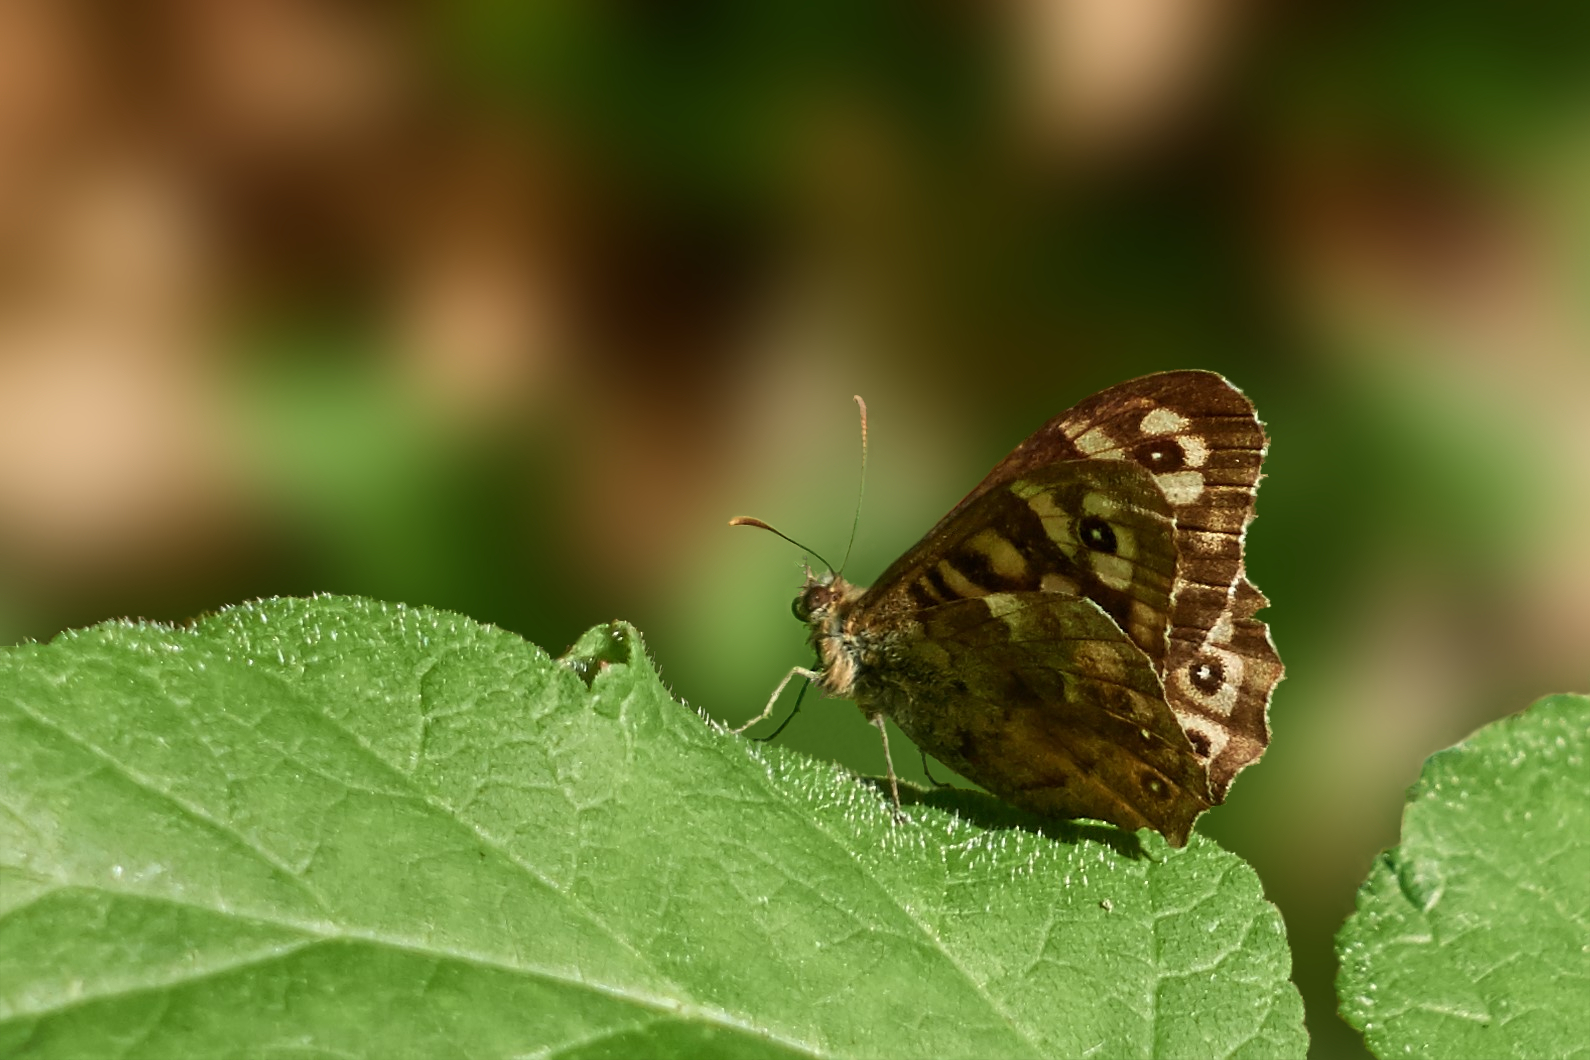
[2,2,1586,1056]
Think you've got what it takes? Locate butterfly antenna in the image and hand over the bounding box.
[837,395,867,575]
[728,517,836,572]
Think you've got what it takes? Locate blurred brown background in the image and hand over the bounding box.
[2,1,1586,1055]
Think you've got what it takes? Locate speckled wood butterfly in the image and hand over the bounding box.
[734,371,1281,845]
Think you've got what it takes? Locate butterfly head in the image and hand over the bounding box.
[792,569,867,697]
[791,568,857,626]
[729,515,862,632]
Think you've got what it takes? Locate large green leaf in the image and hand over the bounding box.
[1,596,1304,1058]
[1337,693,1590,1059]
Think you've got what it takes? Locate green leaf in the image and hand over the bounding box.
[1,596,1305,1058]
[1337,693,1590,1059]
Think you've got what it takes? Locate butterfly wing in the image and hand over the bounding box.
[840,456,1210,841]
[894,370,1281,801]
[1047,371,1282,799]
[871,591,1211,844]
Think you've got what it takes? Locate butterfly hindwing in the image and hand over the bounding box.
[1165,578,1282,798]
[876,592,1210,844]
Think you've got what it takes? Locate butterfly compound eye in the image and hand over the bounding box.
[791,594,812,622]
[1077,516,1118,554]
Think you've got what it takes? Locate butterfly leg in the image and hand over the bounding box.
[919,750,950,789]
[753,678,811,743]
[732,666,822,735]
[871,714,906,821]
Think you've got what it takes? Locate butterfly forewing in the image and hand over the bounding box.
[1052,372,1266,622]
[859,459,1179,664]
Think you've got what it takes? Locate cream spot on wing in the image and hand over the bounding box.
[937,560,983,597]
[982,593,1022,619]
[1040,573,1080,594]
[1073,427,1123,457]
[1090,552,1134,592]
[1181,435,1210,468]
[1081,490,1120,518]
[1113,524,1137,561]
[1154,470,1205,505]
[1140,407,1188,435]
[967,528,1029,580]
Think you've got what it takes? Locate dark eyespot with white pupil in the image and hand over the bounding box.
[1188,659,1224,694]
[1078,515,1118,554]
[1131,437,1186,471]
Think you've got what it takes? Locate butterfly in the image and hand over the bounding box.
[733,371,1281,845]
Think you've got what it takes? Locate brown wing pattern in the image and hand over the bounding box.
[1048,372,1281,799]
[858,460,1179,664]
[869,592,1211,845]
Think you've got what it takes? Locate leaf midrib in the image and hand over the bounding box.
[0,886,829,1059]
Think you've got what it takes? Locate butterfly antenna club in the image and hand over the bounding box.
[727,516,836,573]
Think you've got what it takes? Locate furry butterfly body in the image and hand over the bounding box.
[748,371,1281,845]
